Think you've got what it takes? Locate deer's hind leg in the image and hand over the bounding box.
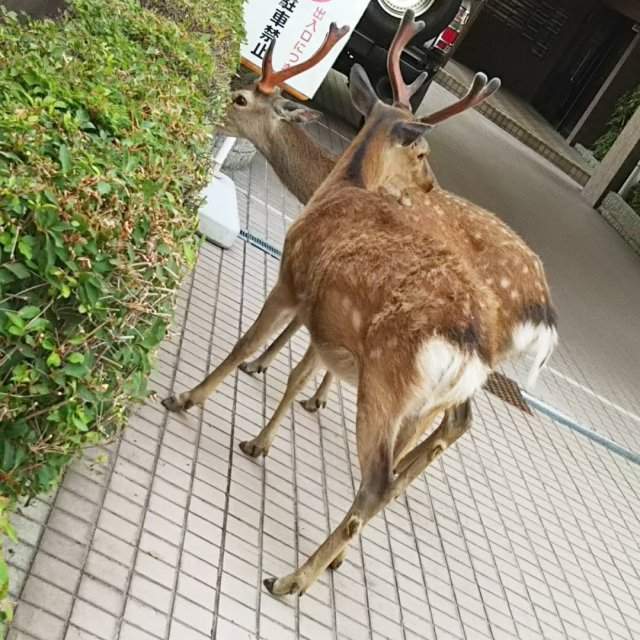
[393,401,472,481]
[163,283,295,412]
[329,403,472,573]
[264,370,401,596]
[239,317,302,375]
[240,346,319,459]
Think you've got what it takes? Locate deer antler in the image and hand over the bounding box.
[420,73,501,124]
[387,10,427,110]
[257,23,350,95]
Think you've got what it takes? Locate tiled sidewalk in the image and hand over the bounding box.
[8,237,640,640]
[7,99,640,639]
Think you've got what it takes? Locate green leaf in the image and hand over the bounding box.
[18,238,34,260]
[97,182,112,195]
[142,318,166,349]
[1,442,15,472]
[46,352,62,367]
[18,306,40,320]
[26,318,49,333]
[67,352,85,364]
[63,362,89,378]
[58,145,71,173]
[0,561,7,589]
[3,263,30,279]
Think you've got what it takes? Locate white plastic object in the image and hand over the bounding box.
[213,136,237,176]
[198,136,240,249]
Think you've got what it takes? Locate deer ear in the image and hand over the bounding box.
[390,121,432,147]
[273,98,322,124]
[349,64,379,117]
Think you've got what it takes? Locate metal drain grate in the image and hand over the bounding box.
[484,371,533,414]
[239,229,282,259]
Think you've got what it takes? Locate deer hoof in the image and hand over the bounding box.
[161,394,192,412]
[299,398,325,413]
[239,440,267,459]
[239,361,267,375]
[263,576,301,596]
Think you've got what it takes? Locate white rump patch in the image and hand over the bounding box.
[511,322,558,391]
[414,337,489,412]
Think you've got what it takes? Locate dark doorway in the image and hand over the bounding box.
[533,5,633,136]
[454,0,602,102]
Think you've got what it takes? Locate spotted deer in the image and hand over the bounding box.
[221,22,501,414]
[163,13,557,596]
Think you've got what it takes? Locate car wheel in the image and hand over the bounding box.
[362,0,463,48]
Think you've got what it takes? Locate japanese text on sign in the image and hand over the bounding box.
[241,0,370,99]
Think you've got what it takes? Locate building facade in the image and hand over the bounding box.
[454,0,640,147]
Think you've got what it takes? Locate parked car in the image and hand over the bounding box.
[333,0,473,110]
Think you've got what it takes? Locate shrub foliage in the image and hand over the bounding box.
[592,84,640,161]
[0,0,244,613]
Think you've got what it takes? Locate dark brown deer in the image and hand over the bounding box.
[163,13,557,596]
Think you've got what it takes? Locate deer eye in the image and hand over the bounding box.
[233,94,248,107]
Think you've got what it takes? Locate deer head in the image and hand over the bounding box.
[221,23,349,140]
[347,10,501,200]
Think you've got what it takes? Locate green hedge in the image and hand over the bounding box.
[0,0,244,619]
[592,84,640,161]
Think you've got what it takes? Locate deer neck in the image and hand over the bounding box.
[258,121,337,205]
[323,125,436,199]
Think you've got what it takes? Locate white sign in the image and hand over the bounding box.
[241,0,370,99]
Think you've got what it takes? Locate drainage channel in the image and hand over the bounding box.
[239,229,282,259]
[233,229,640,467]
[522,391,640,466]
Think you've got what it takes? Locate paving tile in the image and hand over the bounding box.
[21,575,73,619]
[174,594,215,635]
[119,622,159,640]
[70,600,117,640]
[84,551,129,591]
[124,597,168,638]
[77,575,124,616]
[30,552,81,593]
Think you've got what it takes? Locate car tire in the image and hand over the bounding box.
[361,0,463,48]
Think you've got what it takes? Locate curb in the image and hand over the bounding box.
[598,192,640,257]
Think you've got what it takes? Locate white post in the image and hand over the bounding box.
[198,136,241,249]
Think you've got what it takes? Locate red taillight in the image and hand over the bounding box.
[434,25,460,52]
[439,26,459,46]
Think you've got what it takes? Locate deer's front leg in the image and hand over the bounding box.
[299,371,334,412]
[162,284,295,412]
[239,317,302,375]
[240,346,319,458]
